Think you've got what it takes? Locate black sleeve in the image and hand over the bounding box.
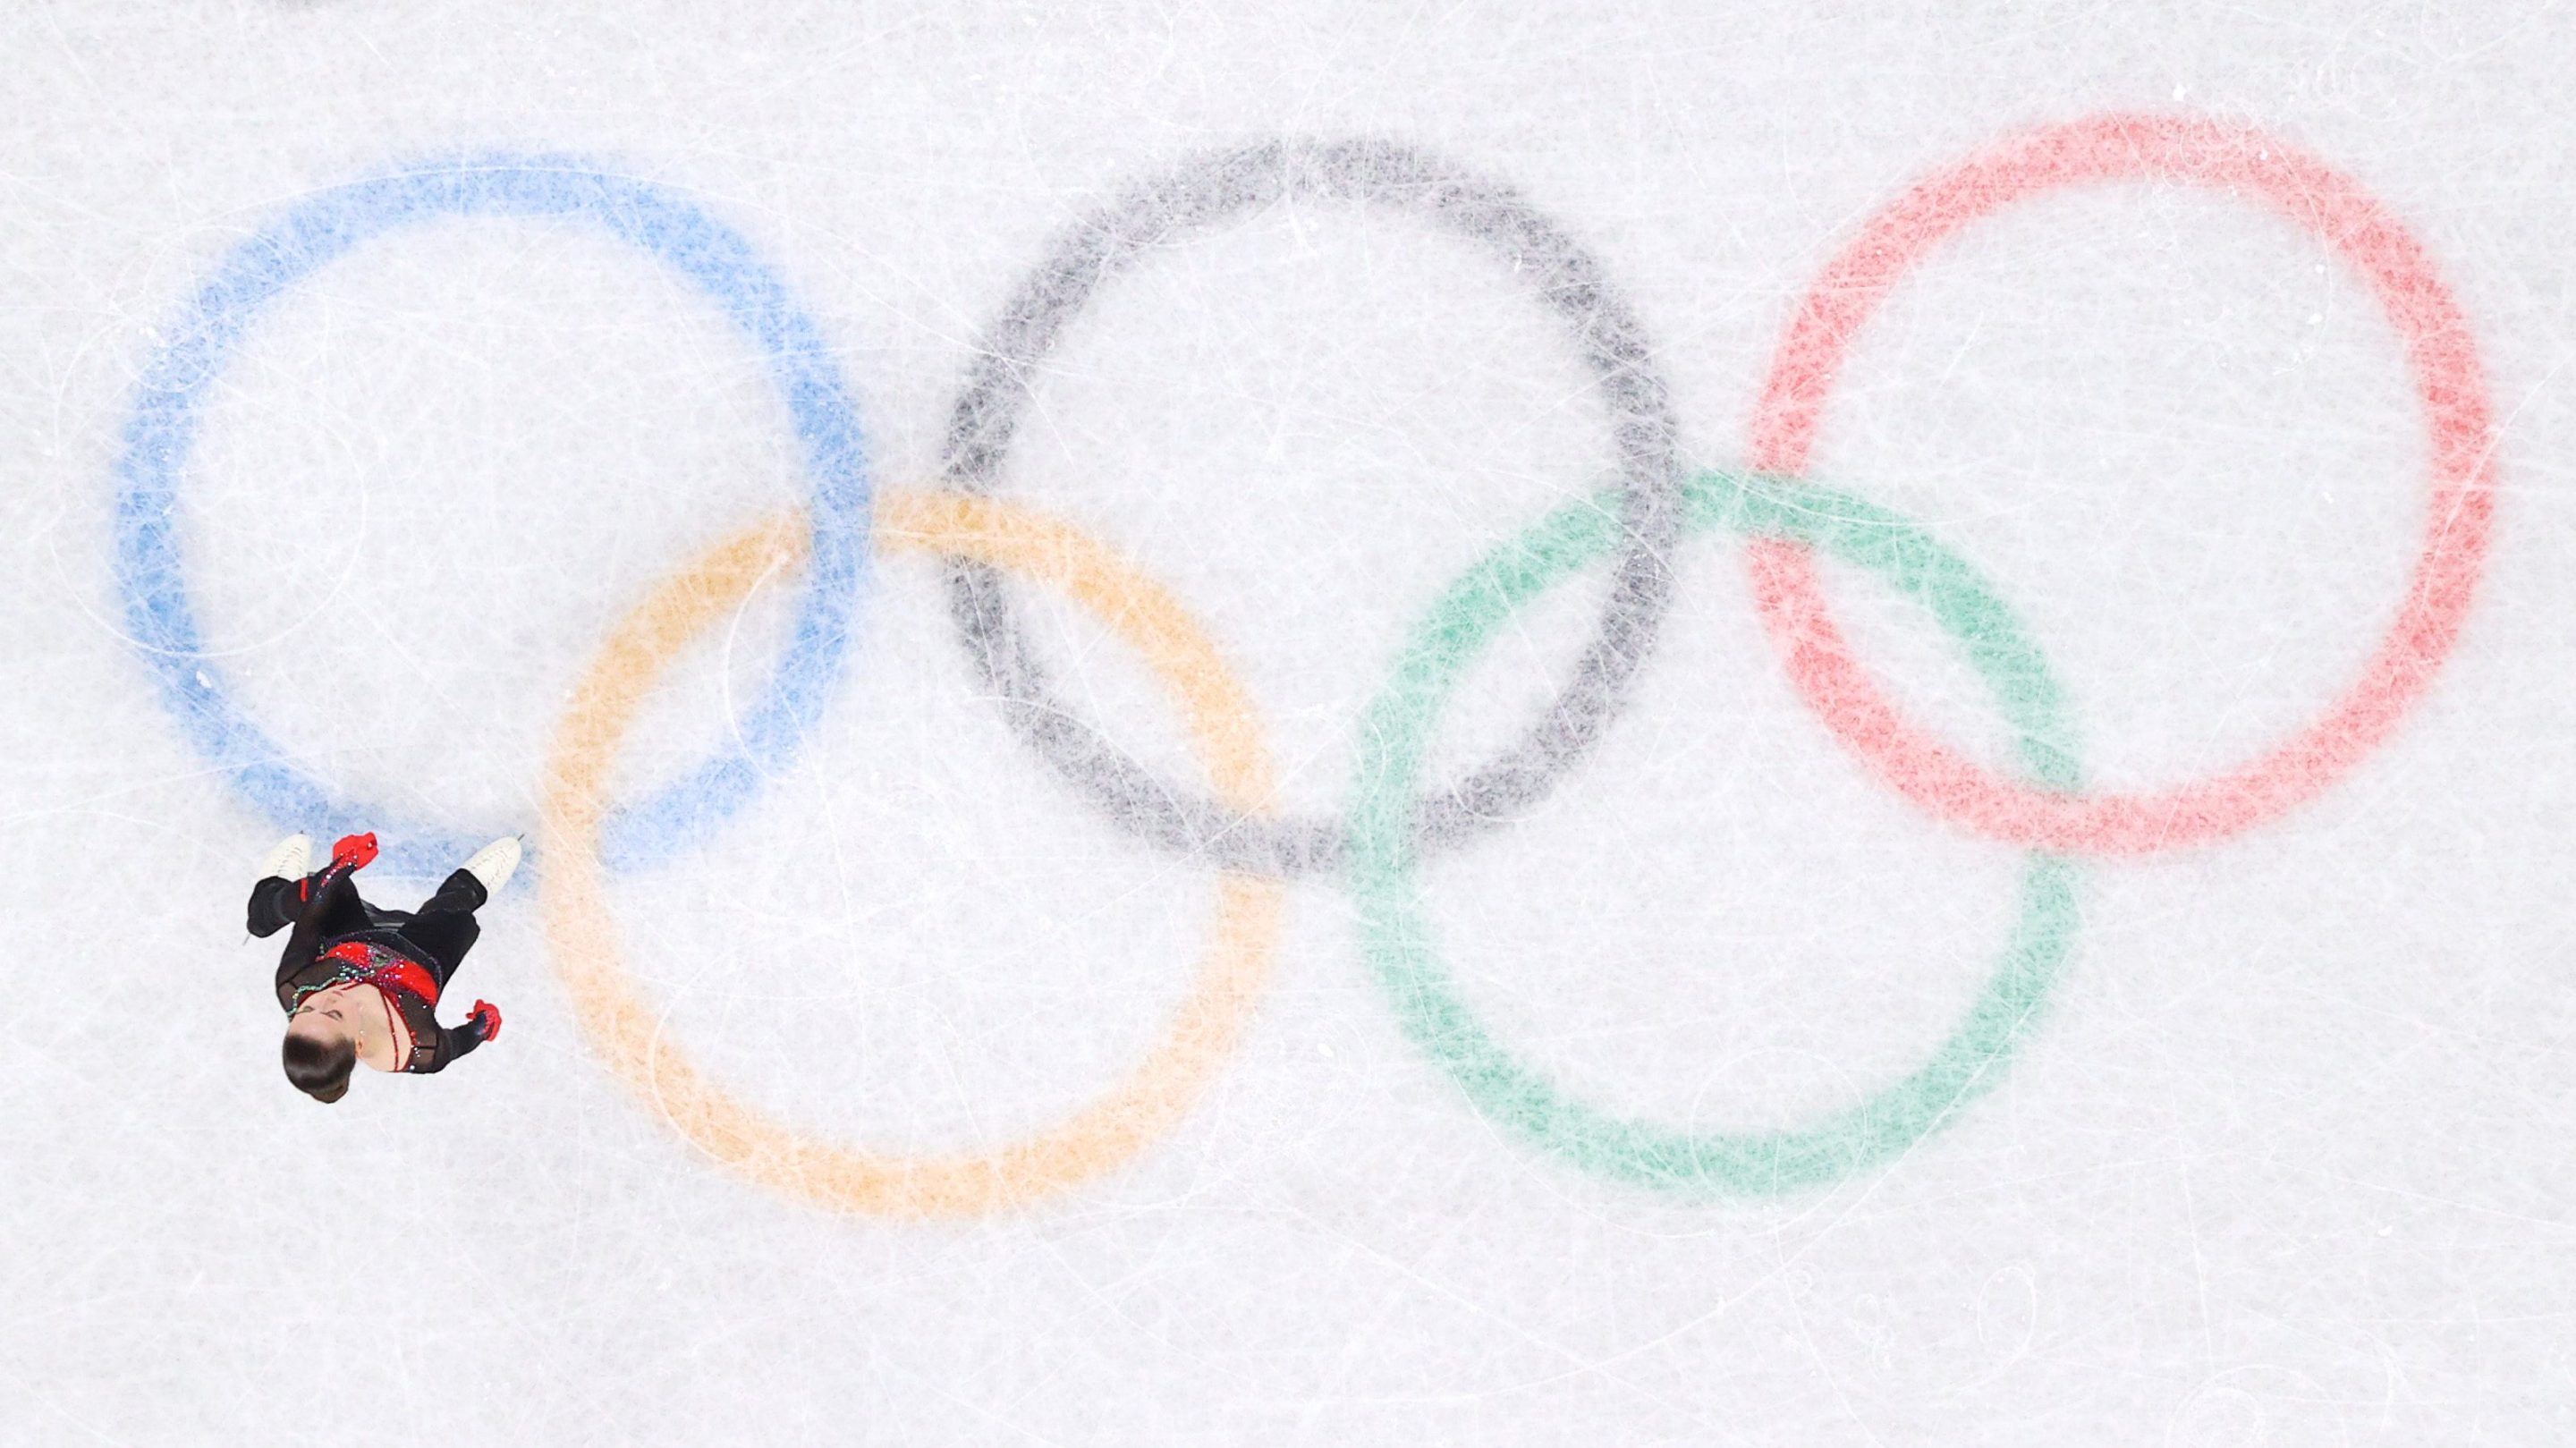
[265,865,372,1003]
[415,1022,484,1072]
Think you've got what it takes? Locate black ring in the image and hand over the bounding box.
[938,136,1682,876]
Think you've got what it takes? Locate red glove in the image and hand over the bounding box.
[331,833,379,870]
[467,999,503,1043]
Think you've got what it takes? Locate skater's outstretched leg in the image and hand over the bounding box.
[395,871,485,987]
[393,837,518,988]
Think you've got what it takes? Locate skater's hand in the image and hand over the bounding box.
[330,833,378,871]
[467,1000,503,1043]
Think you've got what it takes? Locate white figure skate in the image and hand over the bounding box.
[257,833,311,883]
[461,835,522,895]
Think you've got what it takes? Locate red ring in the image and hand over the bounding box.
[1747,112,2497,854]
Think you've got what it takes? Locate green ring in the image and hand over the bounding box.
[1346,470,2085,1198]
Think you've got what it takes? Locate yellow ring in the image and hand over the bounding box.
[538,492,1285,1218]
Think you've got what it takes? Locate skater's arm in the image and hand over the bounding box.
[413,1001,502,1073]
[420,1024,482,1070]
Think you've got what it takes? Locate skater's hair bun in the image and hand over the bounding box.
[284,1030,353,1104]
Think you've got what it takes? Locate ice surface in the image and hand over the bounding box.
[4,3,2573,1444]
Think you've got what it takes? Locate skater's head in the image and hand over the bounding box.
[282,1018,354,1104]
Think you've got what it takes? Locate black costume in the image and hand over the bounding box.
[248,856,494,1073]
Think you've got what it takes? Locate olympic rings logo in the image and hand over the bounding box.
[121,113,2496,1216]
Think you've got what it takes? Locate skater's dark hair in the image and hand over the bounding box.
[284,1030,353,1104]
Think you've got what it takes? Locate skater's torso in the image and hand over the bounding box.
[277,936,457,1074]
[291,980,413,1071]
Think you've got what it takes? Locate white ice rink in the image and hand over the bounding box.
[4,3,2573,1443]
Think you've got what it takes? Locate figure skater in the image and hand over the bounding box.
[248,830,518,1103]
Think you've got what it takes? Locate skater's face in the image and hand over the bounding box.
[285,995,357,1051]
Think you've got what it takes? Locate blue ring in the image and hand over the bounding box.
[113,154,874,880]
